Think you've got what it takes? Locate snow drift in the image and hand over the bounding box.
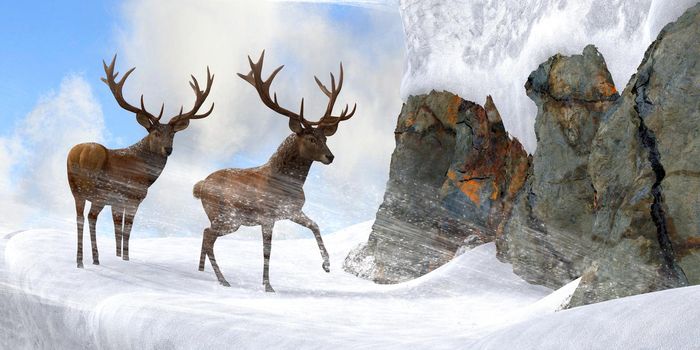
[1,222,699,349]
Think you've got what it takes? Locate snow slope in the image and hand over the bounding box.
[1,222,699,349]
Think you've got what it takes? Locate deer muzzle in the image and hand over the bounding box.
[322,153,334,164]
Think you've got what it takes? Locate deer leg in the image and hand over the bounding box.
[291,212,330,273]
[203,228,229,286]
[261,222,275,292]
[198,231,207,271]
[111,207,124,257]
[75,198,86,268]
[122,205,138,261]
[87,202,105,265]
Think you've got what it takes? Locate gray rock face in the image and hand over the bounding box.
[569,3,700,306]
[497,45,619,289]
[501,4,700,306]
[345,91,529,283]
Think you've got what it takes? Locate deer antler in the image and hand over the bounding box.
[308,62,357,128]
[102,55,164,124]
[169,67,215,125]
[237,51,312,129]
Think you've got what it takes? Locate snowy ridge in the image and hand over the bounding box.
[1,223,698,349]
[399,0,699,152]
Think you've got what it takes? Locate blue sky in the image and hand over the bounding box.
[0,1,118,130]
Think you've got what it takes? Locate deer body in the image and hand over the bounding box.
[68,56,214,268]
[195,135,313,226]
[69,140,168,204]
[196,51,355,292]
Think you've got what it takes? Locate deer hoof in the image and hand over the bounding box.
[122,255,129,261]
[322,260,330,273]
[77,261,84,269]
[265,284,276,293]
[93,260,100,265]
[219,280,231,287]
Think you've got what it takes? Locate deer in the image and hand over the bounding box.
[67,55,214,268]
[194,51,356,292]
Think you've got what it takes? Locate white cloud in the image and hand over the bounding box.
[0,75,105,231]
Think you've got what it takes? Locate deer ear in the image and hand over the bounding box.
[136,114,154,131]
[289,118,304,134]
[171,118,190,132]
[321,124,339,136]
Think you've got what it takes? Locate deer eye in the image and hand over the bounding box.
[309,138,316,144]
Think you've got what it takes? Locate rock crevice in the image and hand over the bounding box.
[633,65,688,285]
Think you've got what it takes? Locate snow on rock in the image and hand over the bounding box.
[1,222,698,349]
[399,0,699,152]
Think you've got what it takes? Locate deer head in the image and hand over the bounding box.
[238,51,356,165]
[102,55,215,157]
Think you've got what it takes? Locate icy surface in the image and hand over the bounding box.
[399,0,699,152]
[2,222,699,348]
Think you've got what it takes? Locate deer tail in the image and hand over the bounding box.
[193,180,205,199]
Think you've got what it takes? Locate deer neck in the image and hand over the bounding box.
[123,136,169,180]
[268,134,312,185]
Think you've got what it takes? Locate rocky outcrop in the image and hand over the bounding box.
[497,45,619,289]
[568,4,700,306]
[348,3,699,306]
[500,4,700,306]
[344,92,529,283]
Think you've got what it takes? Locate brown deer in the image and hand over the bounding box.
[67,55,214,268]
[194,51,356,292]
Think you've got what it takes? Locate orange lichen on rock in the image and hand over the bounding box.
[403,113,416,128]
[445,95,462,126]
[490,181,499,201]
[446,169,457,181]
[459,179,483,206]
[598,79,618,97]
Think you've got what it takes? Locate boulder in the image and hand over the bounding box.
[497,45,619,288]
[569,3,700,306]
[344,91,528,283]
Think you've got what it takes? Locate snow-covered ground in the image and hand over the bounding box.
[1,222,699,349]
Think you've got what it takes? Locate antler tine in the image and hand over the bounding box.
[158,103,164,120]
[237,50,311,128]
[169,66,215,124]
[101,54,161,124]
[307,62,356,128]
[300,98,305,117]
[314,76,331,97]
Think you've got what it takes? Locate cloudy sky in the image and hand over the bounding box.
[0,0,405,237]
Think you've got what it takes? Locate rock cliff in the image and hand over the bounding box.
[497,45,619,289]
[501,4,700,306]
[569,3,700,306]
[344,92,529,283]
[348,3,700,306]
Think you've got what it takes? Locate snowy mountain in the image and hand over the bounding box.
[399,0,699,152]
